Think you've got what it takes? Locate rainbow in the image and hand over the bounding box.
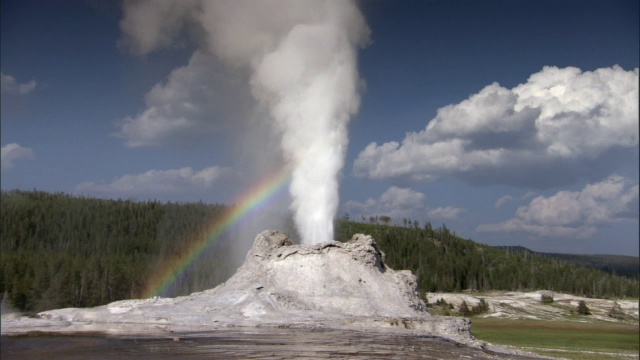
[142,165,291,298]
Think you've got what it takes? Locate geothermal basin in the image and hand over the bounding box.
[1,231,540,358]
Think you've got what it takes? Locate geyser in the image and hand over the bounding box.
[1,231,538,357]
[248,3,370,244]
[119,0,370,245]
[6,231,443,331]
[220,0,371,244]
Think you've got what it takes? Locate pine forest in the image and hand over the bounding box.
[1,190,638,313]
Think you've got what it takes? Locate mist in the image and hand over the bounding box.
[119,0,369,244]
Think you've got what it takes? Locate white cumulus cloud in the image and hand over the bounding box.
[1,72,36,95]
[1,143,35,170]
[494,195,513,208]
[114,51,251,147]
[344,186,465,223]
[75,166,229,196]
[354,66,639,188]
[477,175,639,239]
[427,206,466,220]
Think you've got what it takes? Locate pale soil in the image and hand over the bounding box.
[426,290,639,323]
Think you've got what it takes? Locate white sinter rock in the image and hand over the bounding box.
[2,230,490,349]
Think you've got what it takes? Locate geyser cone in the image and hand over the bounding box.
[228,230,427,317]
[2,231,543,357]
[3,230,482,349]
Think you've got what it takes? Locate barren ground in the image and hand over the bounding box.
[426,290,639,323]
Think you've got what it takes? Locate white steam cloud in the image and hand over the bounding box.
[119,0,369,244]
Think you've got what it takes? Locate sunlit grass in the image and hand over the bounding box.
[471,318,639,360]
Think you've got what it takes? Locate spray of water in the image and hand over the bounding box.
[120,0,369,244]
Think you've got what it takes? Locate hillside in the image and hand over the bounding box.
[495,246,639,279]
[539,253,639,279]
[333,221,639,299]
[1,190,638,314]
[1,190,247,311]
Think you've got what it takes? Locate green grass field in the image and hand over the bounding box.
[471,318,639,359]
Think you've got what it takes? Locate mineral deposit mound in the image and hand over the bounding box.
[2,230,512,352]
[224,230,427,319]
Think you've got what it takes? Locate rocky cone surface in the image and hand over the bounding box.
[2,230,539,357]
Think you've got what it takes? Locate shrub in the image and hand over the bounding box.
[608,302,625,320]
[577,300,591,315]
[471,298,490,314]
[459,300,471,316]
[540,294,554,304]
[428,298,454,316]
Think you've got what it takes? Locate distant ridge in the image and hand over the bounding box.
[493,246,639,278]
[493,246,535,254]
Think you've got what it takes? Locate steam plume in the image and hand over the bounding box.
[120,0,369,244]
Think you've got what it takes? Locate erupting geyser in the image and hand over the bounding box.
[119,0,369,245]
[248,2,370,244]
[237,1,369,244]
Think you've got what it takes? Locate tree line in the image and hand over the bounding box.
[334,220,639,299]
[1,190,242,312]
[1,190,637,313]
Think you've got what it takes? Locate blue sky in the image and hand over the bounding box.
[2,0,638,255]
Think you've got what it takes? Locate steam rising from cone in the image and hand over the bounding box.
[120,0,369,244]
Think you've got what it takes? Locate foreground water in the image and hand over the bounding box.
[1,328,539,359]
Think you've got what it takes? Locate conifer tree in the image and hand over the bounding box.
[459,300,471,316]
[577,300,591,315]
